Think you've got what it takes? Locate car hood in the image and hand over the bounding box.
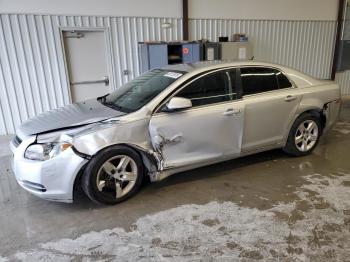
[19,99,126,135]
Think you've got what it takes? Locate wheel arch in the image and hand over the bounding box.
[72,143,159,200]
[295,107,326,132]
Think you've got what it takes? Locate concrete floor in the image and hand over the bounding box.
[1,99,350,261]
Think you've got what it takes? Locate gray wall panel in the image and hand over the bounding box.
[0,14,349,135]
[336,71,350,95]
[0,14,182,134]
[189,19,337,79]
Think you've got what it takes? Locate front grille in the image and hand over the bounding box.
[12,135,22,148]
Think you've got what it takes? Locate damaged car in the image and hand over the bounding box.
[10,61,341,204]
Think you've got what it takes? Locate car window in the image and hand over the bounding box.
[276,71,293,89]
[240,67,292,96]
[175,70,235,107]
[240,67,279,96]
[103,69,184,113]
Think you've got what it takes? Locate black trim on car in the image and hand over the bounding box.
[72,146,92,160]
[12,135,22,148]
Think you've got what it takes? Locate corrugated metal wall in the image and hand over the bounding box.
[0,14,349,135]
[189,19,337,79]
[0,14,182,135]
[335,71,350,95]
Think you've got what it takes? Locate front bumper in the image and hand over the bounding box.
[11,136,88,203]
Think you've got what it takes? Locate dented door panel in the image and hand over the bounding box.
[149,101,244,169]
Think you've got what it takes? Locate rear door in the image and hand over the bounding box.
[239,67,301,151]
[149,69,244,169]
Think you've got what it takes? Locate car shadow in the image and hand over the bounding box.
[149,149,289,188]
[71,148,288,208]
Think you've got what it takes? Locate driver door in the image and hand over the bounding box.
[149,69,244,169]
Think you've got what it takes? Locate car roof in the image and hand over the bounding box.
[162,60,288,73]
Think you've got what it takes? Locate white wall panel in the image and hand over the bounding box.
[189,0,338,21]
[1,14,349,135]
[189,19,337,79]
[188,17,350,95]
[0,0,182,18]
[0,14,182,135]
[335,71,350,95]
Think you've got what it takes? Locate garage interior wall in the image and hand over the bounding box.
[0,0,348,135]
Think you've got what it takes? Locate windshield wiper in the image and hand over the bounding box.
[97,93,109,103]
[101,101,130,113]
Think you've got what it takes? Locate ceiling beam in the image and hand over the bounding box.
[331,0,346,80]
[183,0,189,40]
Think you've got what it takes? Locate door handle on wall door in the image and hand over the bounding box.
[70,76,109,86]
[224,108,241,116]
[285,95,297,102]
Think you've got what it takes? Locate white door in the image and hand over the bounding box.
[63,30,111,102]
[149,69,244,169]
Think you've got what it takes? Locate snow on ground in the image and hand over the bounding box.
[333,121,350,135]
[4,172,350,261]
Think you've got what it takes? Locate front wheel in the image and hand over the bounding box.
[283,113,321,156]
[82,145,144,205]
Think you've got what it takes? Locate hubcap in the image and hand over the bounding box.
[295,120,319,152]
[96,155,138,199]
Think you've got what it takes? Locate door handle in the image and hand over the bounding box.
[71,76,109,86]
[224,108,241,116]
[285,95,297,102]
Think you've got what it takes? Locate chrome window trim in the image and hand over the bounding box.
[242,86,297,99]
[226,71,234,100]
[190,92,237,101]
[153,66,239,115]
[152,97,244,118]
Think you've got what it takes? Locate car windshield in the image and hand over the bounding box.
[100,69,185,113]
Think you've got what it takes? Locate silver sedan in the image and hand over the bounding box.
[10,61,341,204]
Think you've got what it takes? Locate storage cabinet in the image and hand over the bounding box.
[138,41,254,73]
[138,43,168,73]
[181,43,201,63]
[138,42,201,73]
[203,42,220,60]
[220,42,253,60]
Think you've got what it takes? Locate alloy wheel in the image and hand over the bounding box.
[96,155,138,199]
[294,120,319,152]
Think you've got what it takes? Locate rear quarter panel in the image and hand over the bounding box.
[297,83,339,110]
[290,82,341,136]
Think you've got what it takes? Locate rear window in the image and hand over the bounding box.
[276,71,293,89]
[240,67,292,96]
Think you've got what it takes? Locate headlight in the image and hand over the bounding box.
[24,142,72,161]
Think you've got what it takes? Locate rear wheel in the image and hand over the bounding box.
[283,113,321,156]
[82,146,144,205]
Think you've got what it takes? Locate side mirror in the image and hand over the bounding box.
[166,97,192,111]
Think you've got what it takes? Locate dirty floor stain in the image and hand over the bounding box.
[1,98,350,261]
[1,172,348,261]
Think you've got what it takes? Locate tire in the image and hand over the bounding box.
[283,113,322,157]
[82,145,144,205]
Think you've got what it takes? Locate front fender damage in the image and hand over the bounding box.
[126,144,164,182]
[36,118,169,182]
